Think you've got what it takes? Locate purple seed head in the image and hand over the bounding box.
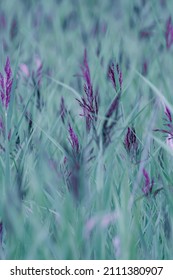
[119,71,123,90]
[0,56,13,109]
[102,93,121,147]
[165,16,173,49]
[68,124,79,153]
[102,63,123,147]
[106,93,120,119]
[165,106,172,123]
[0,117,5,136]
[0,73,5,105]
[81,49,93,101]
[154,105,173,138]
[108,62,122,92]
[77,49,98,131]
[124,127,137,152]
[142,168,154,196]
[108,63,116,90]
[5,57,13,107]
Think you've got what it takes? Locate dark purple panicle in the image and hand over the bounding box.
[0,57,13,110]
[108,62,122,92]
[76,49,98,131]
[124,127,138,153]
[0,117,5,136]
[165,16,173,49]
[108,63,116,90]
[154,105,173,139]
[124,127,131,151]
[106,93,120,120]
[142,168,154,196]
[68,124,79,154]
[80,48,93,105]
[116,64,123,90]
[0,73,5,105]
[165,106,172,123]
[102,93,120,147]
[5,57,13,109]
[102,62,123,147]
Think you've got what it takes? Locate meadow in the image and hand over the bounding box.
[0,0,173,260]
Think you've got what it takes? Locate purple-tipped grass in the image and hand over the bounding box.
[124,126,139,162]
[76,49,99,131]
[142,168,154,196]
[108,63,122,92]
[102,62,122,147]
[154,106,173,146]
[165,16,173,50]
[0,57,13,110]
[68,123,79,155]
[0,116,5,136]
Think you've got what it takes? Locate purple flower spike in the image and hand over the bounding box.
[106,93,120,119]
[165,106,172,123]
[119,71,123,90]
[124,127,139,162]
[68,124,79,153]
[0,73,5,105]
[102,62,123,147]
[108,63,116,90]
[124,127,138,152]
[5,57,13,108]
[0,57,13,110]
[154,105,173,140]
[76,49,98,131]
[108,62,122,92]
[165,16,173,50]
[82,49,93,99]
[142,168,154,196]
[0,117,5,136]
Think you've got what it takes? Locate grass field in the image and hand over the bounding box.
[0,0,173,260]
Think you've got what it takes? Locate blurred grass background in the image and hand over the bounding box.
[0,0,173,259]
